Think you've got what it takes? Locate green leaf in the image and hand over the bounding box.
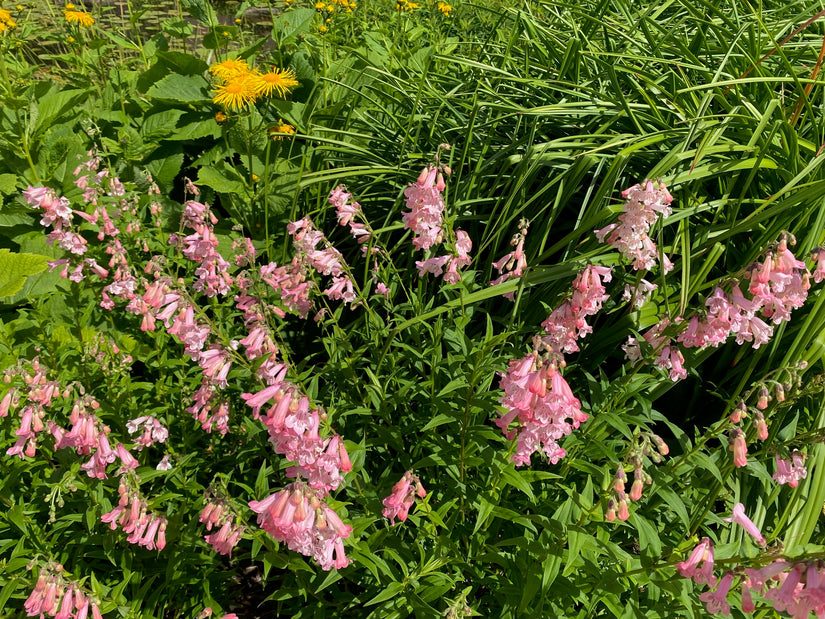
[0,578,19,614]
[179,0,217,26]
[0,174,17,195]
[197,165,246,195]
[271,8,315,46]
[31,89,87,138]
[0,249,49,298]
[142,109,187,140]
[630,513,662,557]
[146,152,184,188]
[146,73,212,105]
[365,582,404,606]
[160,18,195,39]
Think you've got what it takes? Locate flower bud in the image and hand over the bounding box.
[757,387,770,410]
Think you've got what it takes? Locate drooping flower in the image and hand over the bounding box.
[723,502,766,546]
[698,571,734,616]
[249,482,352,570]
[382,470,426,524]
[595,179,673,271]
[773,451,807,487]
[675,537,717,587]
[401,166,446,251]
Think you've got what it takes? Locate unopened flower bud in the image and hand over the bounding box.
[653,434,669,456]
[775,383,785,402]
[757,387,770,410]
[605,498,617,522]
[755,412,768,441]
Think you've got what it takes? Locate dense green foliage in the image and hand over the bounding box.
[2,0,825,617]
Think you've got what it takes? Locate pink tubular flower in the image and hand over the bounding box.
[729,428,747,468]
[249,482,352,571]
[812,247,825,283]
[675,537,716,587]
[402,166,446,251]
[723,502,766,546]
[698,571,733,616]
[382,470,426,524]
[773,451,807,487]
[595,179,672,271]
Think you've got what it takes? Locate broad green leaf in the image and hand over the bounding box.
[146,73,212,105]
[0,249,49,299]
[271,8,315,46]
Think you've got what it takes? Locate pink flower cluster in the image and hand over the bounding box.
[595,179,673,271]
[622,278,657,308]
[126,415,168,450]
[773,451,807,487]
[234,284,286,384]
[540,265,612,354]
[51,396,117,478]
[25,566,103,619]
[677,237,811,352]
[402,165,447,251]
[415,229,472,284]
[401,162,473,284]
[260,216,358,315]
[291,216,358,304]
[249,482,353,571]
[491,219,529,299]
[330,185,371,244]
[172,199,233,297]
[676,537,717,587]
[677,530,825,615]
[497,353,587,466]
[24,186,88,256]
[382,470,426,524]
[187,380,231,435]
[623,320,687,381]
[242,383,352,493]
[101,478,167,550]
[497,265,611,466]
[200,492,245,556]
[3,358,61,459]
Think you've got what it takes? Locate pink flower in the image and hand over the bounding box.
[773,451,807,487]
[729,429,747,468]
[382,471,426,524]
[596,179,672,271]
[723,502,766,546]
[402,166,445,251]
[699,571,733,615]
[812,247,825,283]
[675,537,716,586]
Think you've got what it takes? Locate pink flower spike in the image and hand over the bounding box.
[723,503,766,546]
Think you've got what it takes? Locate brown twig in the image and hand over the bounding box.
[723,9,825,96]
[790,33,825,126]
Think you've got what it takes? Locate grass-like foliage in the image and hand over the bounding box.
[1,0,825,616]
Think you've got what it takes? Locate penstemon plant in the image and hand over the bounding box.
[3,0,825,617]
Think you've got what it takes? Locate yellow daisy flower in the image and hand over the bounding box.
[249,67,299,98]
[64,7,94,26]
[269,120,296,140]
[209,58,251,83]
[212,76,258,110]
